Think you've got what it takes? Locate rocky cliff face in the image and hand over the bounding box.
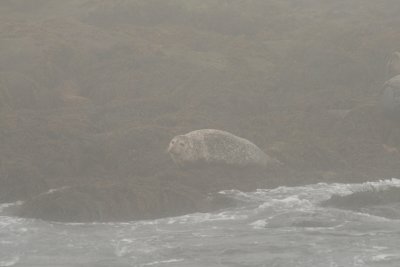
[1,0,400,222]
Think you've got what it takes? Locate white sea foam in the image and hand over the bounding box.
[0,216,27,228]
[257,195,314,210]
[0,256,20,267]
[250,219,267,229]
[107,178,400,232]
[219,178,400,205]
[142,258,184,266]
[371,253,400,262]
[44,186,71,195]
[221,179,400,230]
[164,211,248,225]
[1,179,399,267]
[0,201,23,214]
[126,210,248,227]
[114,238,136,257]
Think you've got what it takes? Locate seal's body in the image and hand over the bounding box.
[167,129,280,167]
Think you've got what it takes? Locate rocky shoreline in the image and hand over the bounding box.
[1,0,400,222]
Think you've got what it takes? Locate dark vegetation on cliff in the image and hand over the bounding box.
[1,0,400,222]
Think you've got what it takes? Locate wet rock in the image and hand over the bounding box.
[17,178,209,222]
[16,166,277,222]
[321,187,400,219]
[0,159,48,203]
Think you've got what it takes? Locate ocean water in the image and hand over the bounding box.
[1,179,400,267]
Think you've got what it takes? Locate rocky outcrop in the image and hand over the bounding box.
[1,0,400,222]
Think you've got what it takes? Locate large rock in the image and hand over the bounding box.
[17,178,210,222]
[16,166,283,222]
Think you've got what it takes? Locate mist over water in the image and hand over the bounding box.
[1,0,400,266]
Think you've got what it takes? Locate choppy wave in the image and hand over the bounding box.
[0,256,20,267]
[1,178,400,267]
[219,178,400,205]
[320,179,400,219]
[0,201,23,214]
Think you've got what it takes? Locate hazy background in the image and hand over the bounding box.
[1,0,400,221]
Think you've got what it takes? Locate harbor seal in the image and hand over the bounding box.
[167,129,281,168]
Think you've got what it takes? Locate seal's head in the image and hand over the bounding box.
[167,135,193,165]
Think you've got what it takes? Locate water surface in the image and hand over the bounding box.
[1,179,400,267]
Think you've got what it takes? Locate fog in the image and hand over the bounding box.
[1,0,400,222]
